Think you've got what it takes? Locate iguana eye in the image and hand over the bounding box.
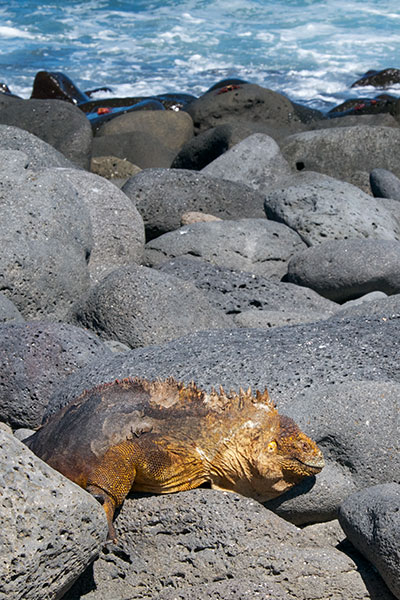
[267,441,277,453]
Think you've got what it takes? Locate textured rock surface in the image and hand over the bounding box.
[370,167,400,200]
[64,489,394,600]
[0,154,92,320]
[122,168,266,239]
[157,257,339,316]
[339,484,400,600]
[233,308,330,328]
[202,133,292,193]
[0,124,74,170]
[92,130,177,168]
[0,321,112,429]
[336,291,400,318]
[284,239,400,301]
[280,126,400,187]
[0,429,107,600]
[0,98,92,169]
[145,219,306,280]
[0,293,24,323]
[264,172,400,245]
[54,168,145,282]
[72,264,234,349]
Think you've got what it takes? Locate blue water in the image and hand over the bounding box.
[1,0,400,111]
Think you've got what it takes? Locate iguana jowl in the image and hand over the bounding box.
[25,377,324,541]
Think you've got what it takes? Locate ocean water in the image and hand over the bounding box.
[1,0,400,111]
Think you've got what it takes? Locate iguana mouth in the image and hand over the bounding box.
[296,456,325,473]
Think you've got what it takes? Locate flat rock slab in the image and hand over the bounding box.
[145,219,306,280]
[202,133,292,193]
[0,321,112,429]
[284,239,400,302]
[264,172,400,245]
[339,484,400,600]
[0,429,107,600]
[122,168,266,239]
[280,126,400,188]
[370,167,400,200]
[0,124,74,170]
[0,154,92,320]
[0,97,92,169]
[55,168,145,283]
[157,257,338,316]
[64,489,394,600]
[72,264,234,349]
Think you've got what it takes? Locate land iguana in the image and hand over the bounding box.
[25,377,324,542]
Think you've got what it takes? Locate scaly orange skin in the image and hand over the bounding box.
[26,378,324,542]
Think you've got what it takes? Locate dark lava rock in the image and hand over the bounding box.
[30,70,90,104]
[280,126,400,187]
[145,219,306,280]
[157,257,338,317]
[63,489,392,600]
[0,293,24,323]
[0,124,75,170]
[71,264,234,349]
[202,133,292,193]
[0,155,92,320]
[284,239,400,302]
[121,168,267,240]
[264,172,400,246]
[171,124,232,170]
[339,483,400,599]
[186,83,301,134]
[370,167,400,200]
[0,320,111,429]
[351,68,400,88]
[0,97,92,169]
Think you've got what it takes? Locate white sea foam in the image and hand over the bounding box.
[0,25,34,39]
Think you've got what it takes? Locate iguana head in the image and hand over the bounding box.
[209,391,324,502]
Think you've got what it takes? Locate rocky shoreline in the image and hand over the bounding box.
[0,70,399,600]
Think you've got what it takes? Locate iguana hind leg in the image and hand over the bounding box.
[86,484,119,543]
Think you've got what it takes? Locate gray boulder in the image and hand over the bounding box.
[284,239,400,302]
[54,168,145,282]
[336,292,400,318]
[0,292,23,323]
[92,130,177,169]
[0,320,112,429]
[264,172,400,245]
[0,124,75,170]
[122,168,266,239]
[339,484,400,600]
[0,154,92,320]
[370,167,400,200]
[157,257,339,317]
[0,429,107,600]
[280,126,400,188]
[202,133,292,193]
[45,314,400,524]
[63,489,394,600]
[72,264,234,349]
[0,97,92,169]
[145,219,306,280]
[233,308,331,328]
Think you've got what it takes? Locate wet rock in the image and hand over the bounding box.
[202,133,292,193]
[54,168,145,283]
[0,429,107,599]
[351,68,400,88]
[71,264,234,349]
[370,168,400,200]
[0,97,92,169]
[281,126,400,188]
[122,168,266,239]
[0,320,112,429]
[284,239,400,302]
[339,483,400,599]
[264,172,400,245]
[145,219,306,280]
